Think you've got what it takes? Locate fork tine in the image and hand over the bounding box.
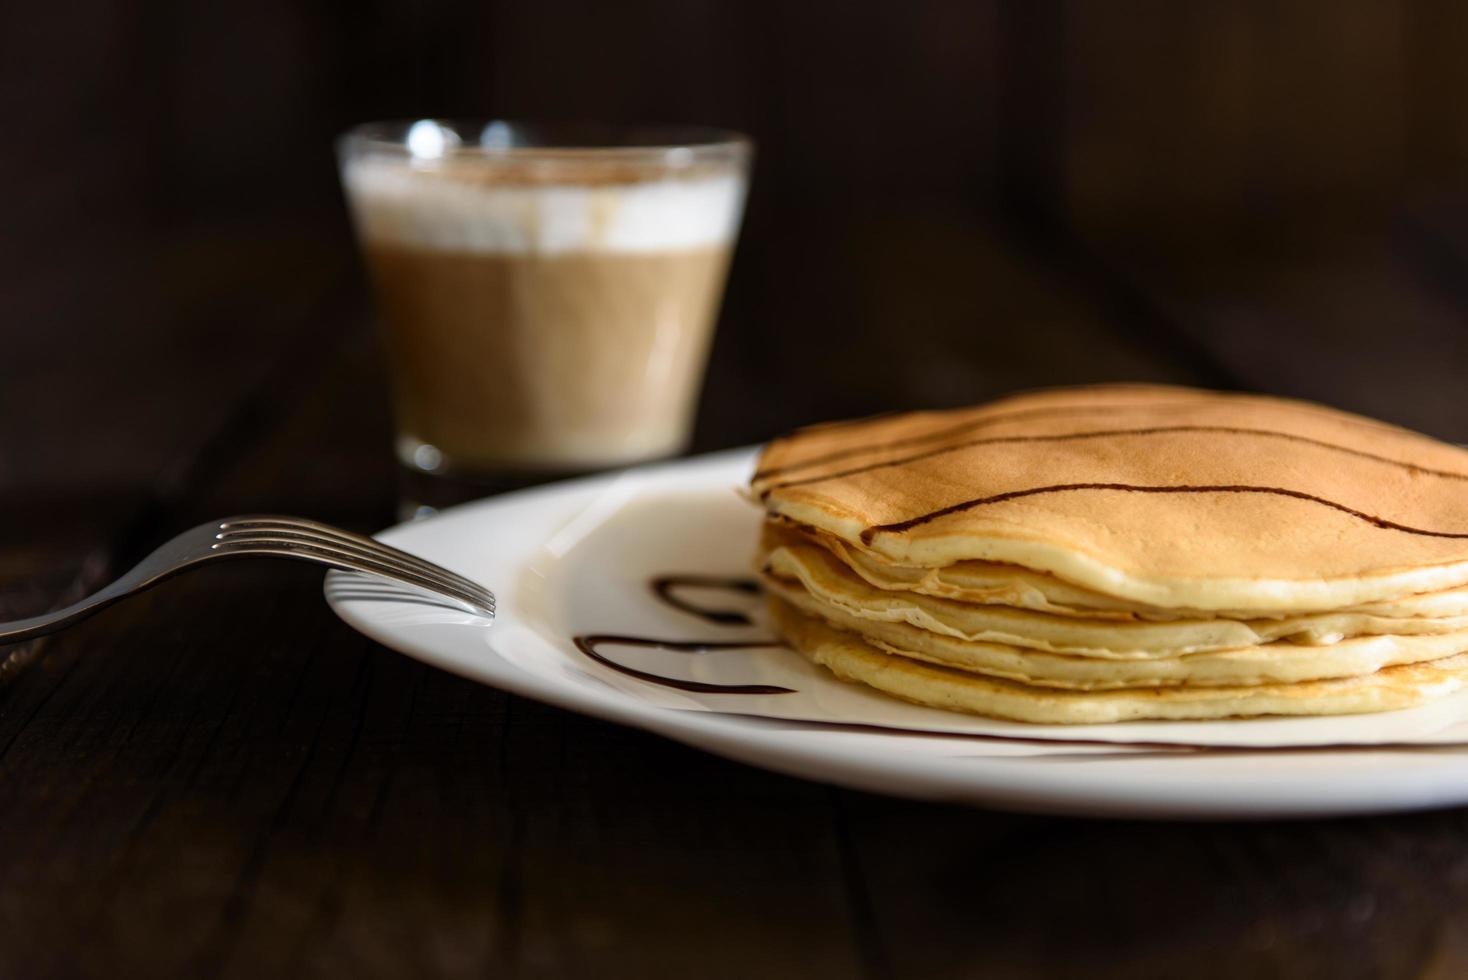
[216,528,484,599]
[212,538,494,615]
[223,521,492,606]
[256,535,495,613]
[218,517,471,590]
[232,544,493,616]
[215,522,492,608]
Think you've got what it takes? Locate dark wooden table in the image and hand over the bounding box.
[7,201,1468,979]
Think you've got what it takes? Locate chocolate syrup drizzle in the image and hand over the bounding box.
[685,710,1468,752]
[860,482,1468,543]
[759,424,1468,498]
[572,577,790,695]
[570,576,1468,752]
[572,634,791,694]
[568,390,1468,744]
[754,401,1181,480]
[752,395,1417,482]
[649,574,761,626]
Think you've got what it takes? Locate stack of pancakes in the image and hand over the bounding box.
[752,385,1468,723]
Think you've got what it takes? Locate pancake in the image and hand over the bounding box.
[765,578,1468,689]
[770,597,1468,724]
[762,537,1468,656]
[773,520,1153,618]
[786,521,1468,622]
[754,385,1468,612]
[756,385,1468,722]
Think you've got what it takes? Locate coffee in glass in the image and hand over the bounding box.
[339,120,750,500]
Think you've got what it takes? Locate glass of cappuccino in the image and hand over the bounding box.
[338,120,750,504]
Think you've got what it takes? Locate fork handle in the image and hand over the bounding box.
[0,575,171,643]
[0,558,210,644]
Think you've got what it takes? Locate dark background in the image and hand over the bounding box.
[5,2,1468,977]
[9,0,1468,467]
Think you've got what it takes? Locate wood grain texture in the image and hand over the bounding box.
[841,794,1468,979]
[14,210,1468,976]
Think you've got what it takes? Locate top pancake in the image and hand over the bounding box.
[752,384,1468,612]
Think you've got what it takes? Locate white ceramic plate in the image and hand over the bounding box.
[326,448,1468,819]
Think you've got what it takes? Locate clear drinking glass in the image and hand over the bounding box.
[338,120,751,505]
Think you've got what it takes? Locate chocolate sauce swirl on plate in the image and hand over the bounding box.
[572,634,790,695]
[568,574,1468,752]
[649,574,761,625]
[573,576,789,695]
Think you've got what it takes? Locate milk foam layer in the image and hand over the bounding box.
[344,158,746,255]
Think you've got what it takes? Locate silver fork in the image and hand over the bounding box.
[0,515,495,644]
